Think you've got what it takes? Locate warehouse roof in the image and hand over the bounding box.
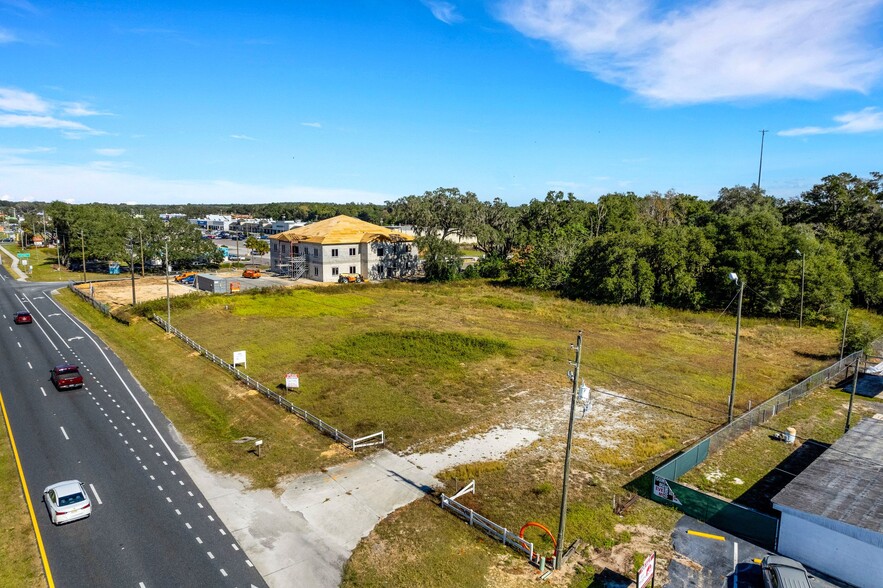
[772,417,883,533]
[270,215,413,246]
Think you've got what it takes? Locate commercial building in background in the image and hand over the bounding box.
[270,215,418,282]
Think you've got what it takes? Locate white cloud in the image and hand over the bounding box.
[300,122,321,128]
[779,107,883,136]
[230,134,256,140]
[0,159,394,205]
[0,28,18,43]
[62,102,110,117]
[0,88,50,113]
[0,113,98,131]
[496,0,883,104]
[422,0,463,24]
[94,148,126,156]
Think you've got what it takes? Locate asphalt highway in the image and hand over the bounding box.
[0,266,267,587]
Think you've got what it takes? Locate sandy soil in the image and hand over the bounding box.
[75,276,195,309]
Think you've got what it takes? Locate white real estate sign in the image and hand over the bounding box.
[637,551,655,588]
[285,373,299,389]
[233,350,246,368]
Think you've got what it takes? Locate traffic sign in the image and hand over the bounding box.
[16,252,30,258]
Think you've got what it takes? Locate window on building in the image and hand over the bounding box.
[349,247,356,256]
[405,245,411,253]
[331,248,338,257]
[313,267,319,276]
[378,265,384,275]
[332,267,339,276]
[349,266,356,274]
[314,247,319,256]
[293,246,300,255]
[377,248,385,257]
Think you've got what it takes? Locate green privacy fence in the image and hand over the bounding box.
[650,351,864,550]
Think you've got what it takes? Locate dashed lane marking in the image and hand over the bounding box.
[89,483,103,505]
[60,426,69,440]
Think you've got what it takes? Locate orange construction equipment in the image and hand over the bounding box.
[174,271,198,282]
[242,268,261,279]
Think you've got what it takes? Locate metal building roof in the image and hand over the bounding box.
[772,417,883,533]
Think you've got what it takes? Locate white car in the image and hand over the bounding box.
[43,480,92,525]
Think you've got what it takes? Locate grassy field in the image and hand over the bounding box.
[0,399,46,588]
[679,384,882,502]
[51,279,881,586]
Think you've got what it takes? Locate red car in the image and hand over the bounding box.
[14,311,32,324]
[50,365,84,390]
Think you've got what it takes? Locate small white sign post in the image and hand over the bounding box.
[285,373,300,390]
[233,350,246,369]
[637,551,656,588]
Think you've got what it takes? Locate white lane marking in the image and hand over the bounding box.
[139,583,145,588]
[44,293,180,462]
[17,292,61,351]
[166,497,171,503]
[17,342,21,348]
[175,509,181,515]
[197,502,204,509]
[40,387,46,397]
[207,552,214,560]
[196,537,203,544]
[89,483,103,505]
[27,361,32,369]
[187,491,194,497]
[178,480,184,486]
[219,529,226,536]
[157,485,163,491]
[207,515,214,522]
[60,426,69,440]
[185,522,192,529]
[246,560,253,567]
[149,475,155,481]
[232,544,239,551]
[220,569,227,577]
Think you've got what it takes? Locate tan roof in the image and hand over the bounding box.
[270,215,413,245]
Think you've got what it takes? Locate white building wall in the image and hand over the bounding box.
[777,510,883,588]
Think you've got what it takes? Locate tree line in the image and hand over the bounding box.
[389,173,883,326]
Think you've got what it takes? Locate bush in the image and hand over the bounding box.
[843,320,882,354]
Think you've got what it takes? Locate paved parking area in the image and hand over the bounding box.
[668,517,844,588]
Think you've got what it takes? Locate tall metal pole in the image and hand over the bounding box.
[845,357,860,433]
[138,228,145,277]
[757,129,768,192]
[164,238,171,332]
[129,239,136,305]
[80,230,87,282]
[840,307,850,361]
[799,251,805,329]
[728,280,744,423]
[556,330,582,570]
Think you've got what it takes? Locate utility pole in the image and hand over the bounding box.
[556,331,582,570]
[138,228,145,277]
[129,238,136,305]
[80,230,87,283]
[797,249,805,328]
[164,237,171,332]
[845,357,860,433]
[757,129,768,192]
[840,308,850,361]
[728,274,745,423]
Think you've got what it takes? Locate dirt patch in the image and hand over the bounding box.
[76,277,195,310]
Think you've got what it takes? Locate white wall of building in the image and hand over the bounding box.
[777,509,883,588]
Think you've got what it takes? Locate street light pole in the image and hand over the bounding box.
[797,249,805,328]
[164,237,171,332]
[728,274,744,424]
[556,330,582,570]
[80,230,87,283]
[129,238,136,305]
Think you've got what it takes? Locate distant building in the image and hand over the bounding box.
[269,215,418,282]
[771,417,883,588]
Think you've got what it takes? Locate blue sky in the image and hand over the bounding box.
[1,0,882,206]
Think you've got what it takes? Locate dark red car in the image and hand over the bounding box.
[14,311,32,324]
[50,365,84,390]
